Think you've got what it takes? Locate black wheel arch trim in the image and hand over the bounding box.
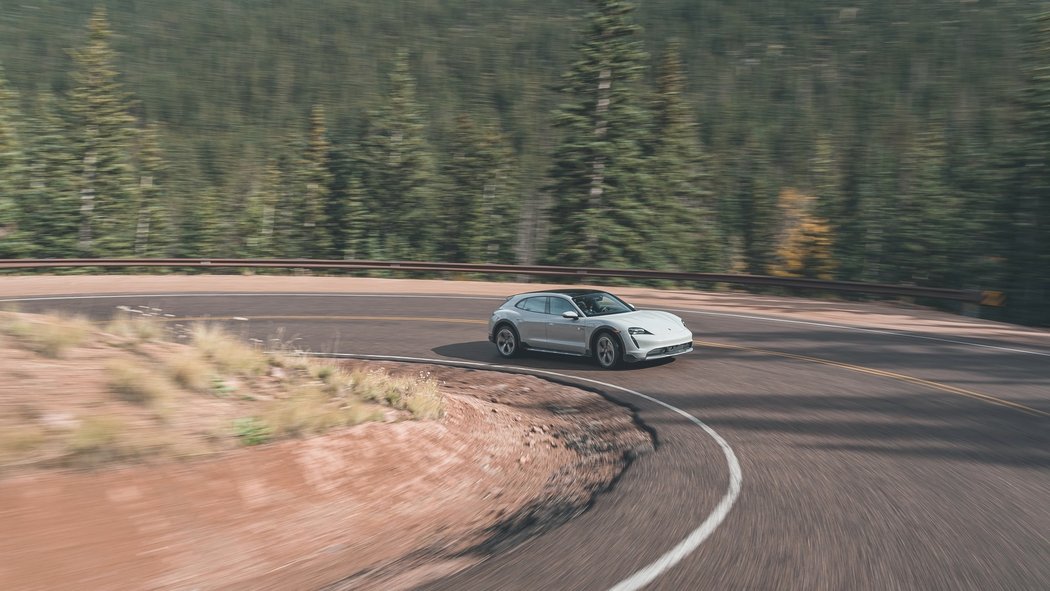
[589,325,628,356]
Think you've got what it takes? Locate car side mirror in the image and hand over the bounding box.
[562,311,579,320]
[627,303,636,310]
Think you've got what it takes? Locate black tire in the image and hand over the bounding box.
[594,331,622,369]
[494,324,520,358]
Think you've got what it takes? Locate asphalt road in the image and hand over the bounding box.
[8,290,1049,591]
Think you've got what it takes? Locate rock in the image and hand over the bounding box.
[41,412,77,431]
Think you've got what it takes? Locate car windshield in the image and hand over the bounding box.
[571,292,632,317]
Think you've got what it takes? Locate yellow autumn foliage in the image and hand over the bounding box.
[773,188,837,280]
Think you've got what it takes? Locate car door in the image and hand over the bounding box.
[545,296,587,354]
[514,296,549,347]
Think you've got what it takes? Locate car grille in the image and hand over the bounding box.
[648,342,692,357]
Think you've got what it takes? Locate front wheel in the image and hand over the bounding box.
[594,332,622,369]
[495,325,520,358]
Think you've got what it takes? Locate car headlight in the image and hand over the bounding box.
[628,327,652,335]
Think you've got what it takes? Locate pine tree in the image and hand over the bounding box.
[725,132,777,275]
[648,42,719,271]
[292,105,333,258]
[66,7,140,256]
[0,65,28,257]
[180,186,225,257]
[269,145,301,258]
[239,158,282,258]
[359,50,437,260]
[1005,9,1050,325]
[441,114,519,263]
[133,124,175,257]
[22,92,80,257]
[886,126,962,286]
[341,174,372,259]
[545,0,654,269]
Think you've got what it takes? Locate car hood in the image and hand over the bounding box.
[605,310,687,332]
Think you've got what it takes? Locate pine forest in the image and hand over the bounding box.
[0,1,1048,325]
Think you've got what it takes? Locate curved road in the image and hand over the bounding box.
[6,287,1049,591]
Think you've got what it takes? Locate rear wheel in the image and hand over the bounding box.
[495,325,519,358]
[594,332,621,369]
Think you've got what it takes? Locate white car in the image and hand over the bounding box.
[488,289,694,369]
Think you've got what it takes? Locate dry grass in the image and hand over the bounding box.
[0,312,92,358]
[348,367,445,418]
[190,323,270,376]
[106,313,165,343]
[107,359,179,407]
[0,424,47,459]
[66,415,127,465]
[405,384,445,420]
[263,385,381,438]
[165,350,214,392]
[1,311,446,470]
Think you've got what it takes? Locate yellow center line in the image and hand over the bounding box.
[694,339,1049,419]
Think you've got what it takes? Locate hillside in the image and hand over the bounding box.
[0,1,1047,325]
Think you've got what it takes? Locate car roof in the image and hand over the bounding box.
[518,289,607,297]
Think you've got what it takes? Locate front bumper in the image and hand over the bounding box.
[623,328,694,362]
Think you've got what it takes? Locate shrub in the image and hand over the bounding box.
[0,312,92,358]
[67,415,126,463]
[346,367,444,419]
[405,387,445,420]
[0,425,46,460]
[190,323,269,376]
[232,417,271,446]
[108,360,177,406]
[165,350,214,392]
[106,313,165,342]
[264,386,341,437]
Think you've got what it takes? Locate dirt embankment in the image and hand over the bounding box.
[0,360,652,591]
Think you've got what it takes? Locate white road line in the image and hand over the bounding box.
[313,352,743,591]
[668,308,1050,357]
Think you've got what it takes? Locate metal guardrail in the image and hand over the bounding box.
[0,258,999,305]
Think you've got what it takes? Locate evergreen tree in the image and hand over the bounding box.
[1000,9,1050,325]
[239,158,282,258]
[359,50,437,260]
[180,186,225,257]
[545,0,654,269]
[725,132,777,275]
[22,92,80,257]
[885,126,962,286]
[341,174,372,259]
[66,7,140,256]
[441,114,519,263]
[292,105,333,258]
[0,65,28,257]
[133,124,175,256]
[648,42,719,271]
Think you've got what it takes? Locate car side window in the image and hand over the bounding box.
[517,296,548,314]
[548,297,576,317]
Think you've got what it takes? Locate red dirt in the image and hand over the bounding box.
[0,358,651,591]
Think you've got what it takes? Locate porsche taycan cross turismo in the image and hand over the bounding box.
[488,289,694,369]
